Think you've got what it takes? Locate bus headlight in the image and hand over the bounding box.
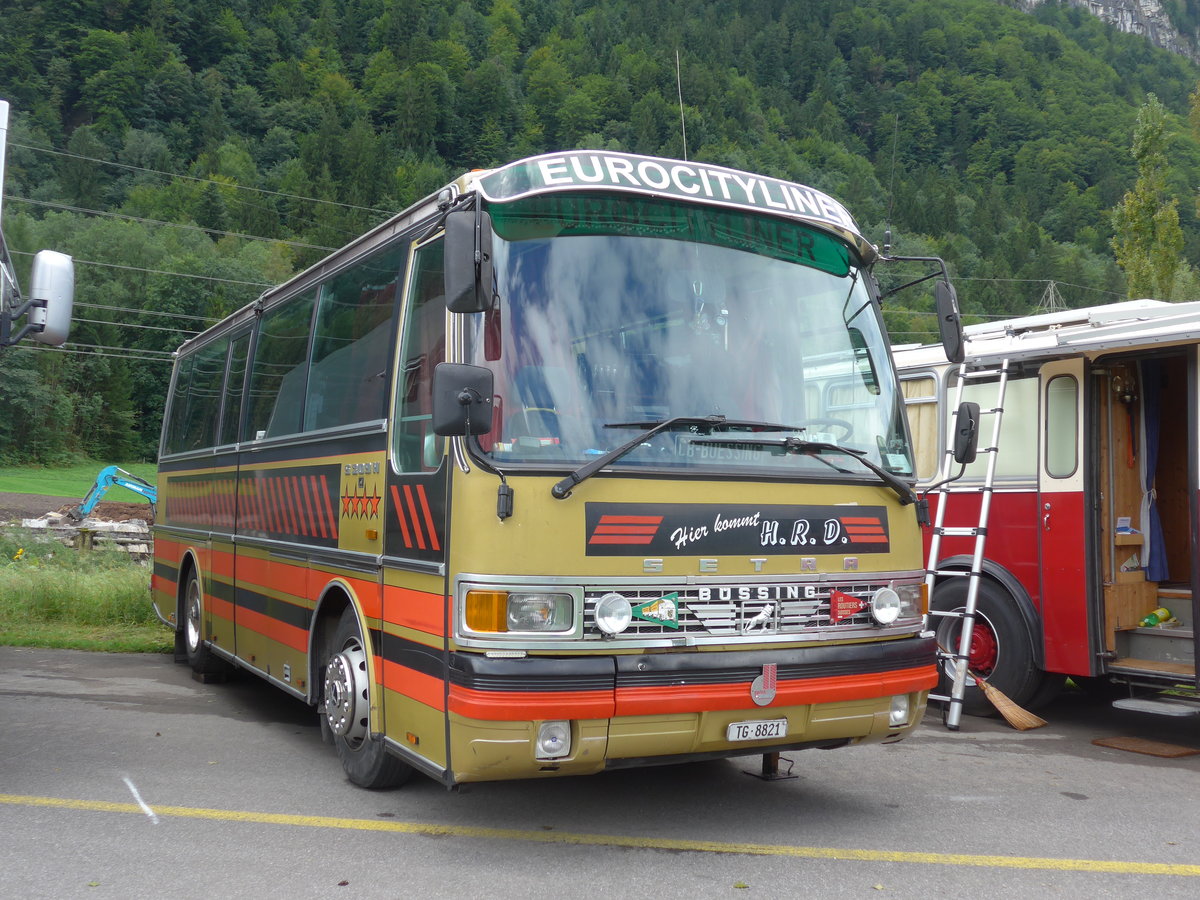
[508,592,573,631]
[894,582,926,618]
[464,590,574,633]
[594,592,632,636]
[870,587,902,625]
[889,694,911,727]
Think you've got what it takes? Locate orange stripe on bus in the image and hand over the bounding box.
[614,665,937,717]
[209,595,236,623]
[381,659,445,711]
[320,474,339,538]
[448,686,616,721]
[404,485,427,550]
[150,574,177,597]
[235,555,309,600]
[415,485,441,551]
[390,484,414,548]
[235,606,309,653]
[382,586,447,636]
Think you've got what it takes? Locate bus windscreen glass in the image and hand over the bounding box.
[470,196,913,479]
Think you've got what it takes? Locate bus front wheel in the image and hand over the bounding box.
[930,578,1042,718]
[322,608,412,789]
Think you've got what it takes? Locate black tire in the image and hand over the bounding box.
[930,577,1042,718]
[182,568,227,675]
[321,608,412,789]
[1026,671,1067,711]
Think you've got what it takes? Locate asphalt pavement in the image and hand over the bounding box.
[3,646,1200,898]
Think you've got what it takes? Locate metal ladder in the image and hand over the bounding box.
[925,358,1009,730]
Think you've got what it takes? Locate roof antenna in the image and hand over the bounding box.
[883,114,899,256]
[676,49,688,161]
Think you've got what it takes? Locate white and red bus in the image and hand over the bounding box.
[895,300,1200,715]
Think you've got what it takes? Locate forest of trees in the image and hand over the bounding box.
[3,0,1200,463]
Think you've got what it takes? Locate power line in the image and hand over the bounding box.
[10,344,175,363]
[74,316,199,336]
[11,140,398,216]
[74,301,217,324]
[4,195,336,252]
[65,341,174,356]
[10,248,273,287]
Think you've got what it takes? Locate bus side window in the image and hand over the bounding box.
[1045,374,1078,478]
[245,289,317,440]
[394,240,446,472]
[305,243,405,432]
[219,332,251,445]
[900,375,938,481]
[179,337,228,451]
[162,355,194,456]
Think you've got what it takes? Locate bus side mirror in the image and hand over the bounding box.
[444,209,494,314]
[935,279,963,364]
[28,250,75,346]
[953,401,979,465]
[433,363,494,436]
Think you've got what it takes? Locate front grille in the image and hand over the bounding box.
[583,582,891,639]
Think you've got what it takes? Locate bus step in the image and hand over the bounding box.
[1112,697,1200,717]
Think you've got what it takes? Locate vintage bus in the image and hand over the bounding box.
[895,300,1200,717]
[153,150,962,788]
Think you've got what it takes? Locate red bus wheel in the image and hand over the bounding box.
[931,578,1042,718]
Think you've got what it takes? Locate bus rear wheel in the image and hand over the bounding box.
[182,569,226,675]
[931,578,1042,718]
[322,608,411,789]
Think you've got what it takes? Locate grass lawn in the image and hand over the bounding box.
[0,462,157,500]
[0,528,170,654]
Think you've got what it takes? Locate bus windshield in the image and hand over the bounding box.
[465,194,914,479]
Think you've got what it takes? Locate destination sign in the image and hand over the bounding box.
[477,151,867,242]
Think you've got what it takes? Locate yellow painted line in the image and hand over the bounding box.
[3,792,1199,876]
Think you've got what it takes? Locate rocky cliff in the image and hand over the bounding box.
[1019,0,1200,62]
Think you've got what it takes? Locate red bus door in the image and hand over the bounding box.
[1037,358,1092,674]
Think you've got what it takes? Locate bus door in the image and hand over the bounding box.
[381,233,450,776]
[1037,357,1091,674]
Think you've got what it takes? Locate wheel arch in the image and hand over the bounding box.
[308,579,371,707]
[932,555,1046,669]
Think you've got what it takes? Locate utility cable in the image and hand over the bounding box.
[4,195,336,251]
[9,248,273,287]
[10,140,397,216]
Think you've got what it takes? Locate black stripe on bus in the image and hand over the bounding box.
[234,585,314,632]
[380,632,447,681]
[448,653,616,693]
[613,635,935,688]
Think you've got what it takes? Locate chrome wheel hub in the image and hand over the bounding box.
[324,642,368,744]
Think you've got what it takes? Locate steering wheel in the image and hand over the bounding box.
[798,417,855,442]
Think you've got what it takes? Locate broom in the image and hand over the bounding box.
[970,670,1047,731]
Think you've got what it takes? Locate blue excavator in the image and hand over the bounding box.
[69,466,157,521]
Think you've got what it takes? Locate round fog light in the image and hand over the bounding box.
[595,592,632,635]
[870,587,902,625]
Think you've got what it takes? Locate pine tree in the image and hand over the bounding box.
[1111,94,1185,300]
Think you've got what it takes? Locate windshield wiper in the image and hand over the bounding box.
[604,417,812,432]
[687,434,919,508]
[551,414,732,499]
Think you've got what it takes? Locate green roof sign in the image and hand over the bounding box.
[476,151,870,257]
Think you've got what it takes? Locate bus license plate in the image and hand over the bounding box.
[726,718,788,742]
